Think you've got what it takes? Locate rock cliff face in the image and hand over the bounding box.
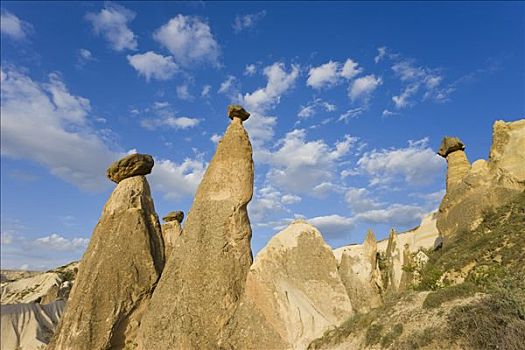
[1,300,65,350]
[228,221,353,349]
[139,108,254,349]
[48,158,165,350]
[437,119,525,238]
[161,211,184,259]
[336,230,383,313]
[334,212,440,312]
[438,137,471,190]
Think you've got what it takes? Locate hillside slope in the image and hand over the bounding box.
[309,191,525,350]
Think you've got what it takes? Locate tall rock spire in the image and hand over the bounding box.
[438,136,471,191]
[48,154,165,350]
[139,105,254,349]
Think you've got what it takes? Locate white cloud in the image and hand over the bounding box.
[218,75,239,98]
[242,62,300,144]
[85,3,137,51]
[34,234,89,252]
[210,133,222,144]
[298,98,337,119]
[338,107,364,123]
[307,58,362,89]
[344,187,382,213]
[141,117,200,130]
[201,84,211,97]
[263,129,356,193]
[357,138,445,186]
[127,51,178,81]
[308,215,355,239]
[154,14,220,66]
[244,64,257,76]
[306,61,340,89]
[249,186,286,222]
[149,158,206,199]
[281,194,302,205]
[354,204,426,227]
[76,48,97,67]
[348,74,382,102]
[176,85,193,101]
[0,66,120,190]
[374,46,387,63]
[382,109,399,117]
[233,11,266,33]
[1,10,32,40]
[391,59,444,109]
[340,59,361,79]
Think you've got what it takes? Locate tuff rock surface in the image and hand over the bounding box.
[227,220,353,349]
[1,300,65,350]
[106,153,154,183]
[48,174,165,350]
[138,115,254,349]
[437,119,525,238]
[162,210,184,223]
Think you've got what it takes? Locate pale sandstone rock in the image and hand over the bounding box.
[1,300,65,350]
[438,137,471,190]
[227,220,353,350]
[337,230,383,313]
[161,220,182,259]
[106,153,154,183]
[139,115,254,349]
[437,119,525,239]
[48,175,165,350]
[162,210,184,223]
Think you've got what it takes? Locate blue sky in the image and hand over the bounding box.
[1,1,524,270]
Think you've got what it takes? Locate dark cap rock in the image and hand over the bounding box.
[107,154,154,183]
[227,105,250,122]
[163,211,184,223]
[438,137,465,158]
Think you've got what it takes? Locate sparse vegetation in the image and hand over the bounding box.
[422,282,477,309]
[365,323,383,346]
[308,192,525,349]
[380,323,403,347]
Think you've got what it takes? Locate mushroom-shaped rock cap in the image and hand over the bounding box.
[163,210,184,223]
[438,137,465,157]
[227,104,250,121]
[106,153,154,183]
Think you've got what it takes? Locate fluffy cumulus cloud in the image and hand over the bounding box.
[356,138,445,186]
[307,59,362,89]
[354,203,427,227]
[0,66,121,190]
[262,129,357,193]
[154,14,220,66]
[244,64,257,76]
[233,11,266,33]
[1,10,32,40]
[127,51,178,81]
[85,3,138,51]
[241,62,300,144]
[149,158,206,199]
[176,85,193,101]
[344,187,382,213]
[34,234,89,252]
[348,74,382,103]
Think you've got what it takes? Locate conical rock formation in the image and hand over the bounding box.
[227,220,353,349]
[48,171,165,350]
[139,111,254,349]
